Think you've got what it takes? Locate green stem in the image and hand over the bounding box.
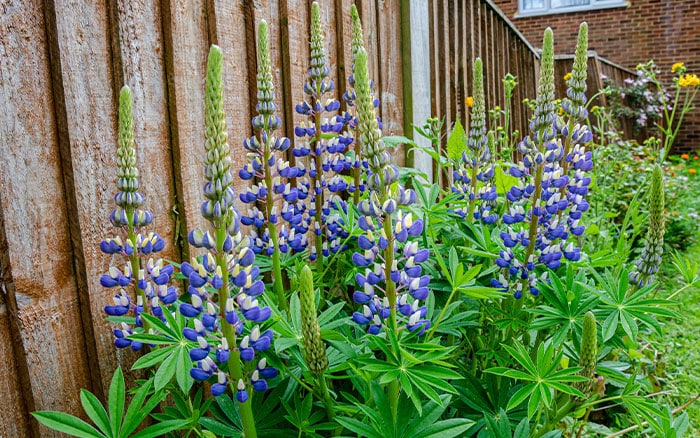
[125,210,150,332]
[314,109,324,274]
[215,227,257,438]
[382,213,399,425]
[353,122,362,205]
[317,375,336,422]
[263,141,288,313]
[426,285,458,341]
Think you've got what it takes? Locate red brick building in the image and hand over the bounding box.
[492,0,700,153]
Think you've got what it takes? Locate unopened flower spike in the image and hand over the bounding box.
[451,58,498,224]
[351,47,430,336]
[293,1,351,266]
[575,311,598,399]
[342,4,382,203]
[299,265,328,375]
[182,46,275,433]
[630,165,665,287]
[101,86,174,350]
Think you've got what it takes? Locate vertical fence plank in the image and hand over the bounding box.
[1,1,95,435]
[162,0,209,257]
[44,0,127,400]
[0,248,30,437]
[208,0,255,197]
[377,0,404,141]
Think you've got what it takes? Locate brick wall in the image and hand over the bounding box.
[492,0,700,154]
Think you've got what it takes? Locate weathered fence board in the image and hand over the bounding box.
[0,1,95,435]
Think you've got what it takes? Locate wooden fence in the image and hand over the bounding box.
[0,0,633,436]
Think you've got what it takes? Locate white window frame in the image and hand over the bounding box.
[517,0,628,17]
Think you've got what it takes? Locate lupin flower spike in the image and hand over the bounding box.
[493,28,593,298]
[451,58,498,223]
[239,20,291,312]
[299,265,328,375]
[630,165,665,287]
[293,1,351,266]
[183,45,275,438]
[350,47,430,337]
[100,86,174,350]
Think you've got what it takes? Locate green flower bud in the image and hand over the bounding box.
[467,58,487,151]
[350,4,364,63]
[578,311,597,387]
[631,165,665,286]
[116,86,139,193]
[299,265,328,375]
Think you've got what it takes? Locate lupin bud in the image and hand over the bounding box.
[299,265,328,375]
[467,58,487,150]
[575,311,598,398]
[355,48,387,177]
[631,164,665,286]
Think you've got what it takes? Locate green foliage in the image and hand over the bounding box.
[32,368,188,438]
[81,11,700,438]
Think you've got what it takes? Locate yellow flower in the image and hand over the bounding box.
[690,168,697,175]
[564,72,572,81]
[672,62,684,73]
[465,96,474,108]
[678,74,700,87]
[591,105,599,112]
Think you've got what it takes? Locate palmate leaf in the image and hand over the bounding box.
[583,268,676,342]
[79,390,110,437]
[486,341,587,418]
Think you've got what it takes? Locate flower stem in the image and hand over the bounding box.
[313,110,324,274]
[215,227,257,438]
[382,214,399,425]
[263,141,288,313]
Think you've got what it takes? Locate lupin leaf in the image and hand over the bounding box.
[446,119,467,162]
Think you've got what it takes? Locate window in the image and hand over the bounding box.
[518,0,627,17]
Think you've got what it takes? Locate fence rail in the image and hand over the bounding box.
[0,1,636,435]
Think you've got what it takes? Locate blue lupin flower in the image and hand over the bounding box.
[293,2,352,264]
[495,26,593,298]
[451,58,499,223]
[349,47,432,336]
[100,86,177,349]
[182,45,276,408]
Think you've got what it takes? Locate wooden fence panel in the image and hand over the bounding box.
[0,1,95,435]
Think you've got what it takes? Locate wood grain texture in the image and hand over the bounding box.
[207,0,254,198]
[162,0,210,259]
[0,231,30,438]
[45,0,129,401]
[0,0,94,434]
[377,0,404,166]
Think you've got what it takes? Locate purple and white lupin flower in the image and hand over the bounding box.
[101,86,175,351]
[293,2,352,262]
[183,45,277,400]
[238,20,301,257]
[492,26,593,298]
[451,58,499,224]
[349,47,431,336]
